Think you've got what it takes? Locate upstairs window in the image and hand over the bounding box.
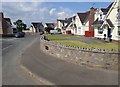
[100,14,102,20]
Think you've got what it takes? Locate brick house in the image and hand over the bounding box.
[0,12,13,36]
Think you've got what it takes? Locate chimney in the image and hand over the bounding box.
[65,18,67,21]
[89,7,94,31]
[0,12,4,18]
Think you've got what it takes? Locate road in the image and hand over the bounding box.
[2,33,43,85]
[21,37,118,85]
[2,33,118,85]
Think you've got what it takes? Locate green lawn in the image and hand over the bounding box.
[53,40,119,50]
[46,34,119,50]
[46,34,79,40]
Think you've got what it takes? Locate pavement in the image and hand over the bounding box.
[2,33,43,85]
[21,37,118,85]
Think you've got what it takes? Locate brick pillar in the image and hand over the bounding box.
[89,7,95,37]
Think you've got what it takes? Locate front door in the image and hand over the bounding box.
[107,26,111,38]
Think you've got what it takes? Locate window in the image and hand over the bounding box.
[78,27,81,33]
[118,26,120,35]
[78,27,81,29]
[98,27,103,34]
[100,14,102,20]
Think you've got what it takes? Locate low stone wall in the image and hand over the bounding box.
[40,37,119,70]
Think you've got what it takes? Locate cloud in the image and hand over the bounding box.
[57,11,65,17]
[49,8,56,15]
[2,2,74,27]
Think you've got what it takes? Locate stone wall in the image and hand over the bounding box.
[40,37,119,70]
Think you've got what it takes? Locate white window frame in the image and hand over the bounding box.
[98,27,103,34]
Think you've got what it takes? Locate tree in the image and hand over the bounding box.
[22,24,27,30]
[14,19,27,32]
[45,27,54,33]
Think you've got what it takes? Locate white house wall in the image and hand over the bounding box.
[84,21,89,32]
[94,2,120,41]
[106,2,119,40]
[66,22,74,34]
[30,25,36,33]
[74,14,83,35]
[94,27,107,39]
[94,9,107,38]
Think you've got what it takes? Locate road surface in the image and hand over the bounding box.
[2,33,43,85]
[21,37,118,85]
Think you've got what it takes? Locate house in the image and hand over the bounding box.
[0,12,13,36]
[44,23,56,33]
[84,7,98,37]
[76,11,90,36]
[65,16,75,34]
[70,7,97,36]
[56,19,68,34]
[30,22,44,33]
[44,23,55,29]
[92,3,112,38]
[82,3,112,37]
[93,1,120,41]
[70,11,90,36]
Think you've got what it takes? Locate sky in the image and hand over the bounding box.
[1,2,112,28]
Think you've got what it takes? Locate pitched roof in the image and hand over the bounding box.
[92,18,104,25]
[45,23,55,26]
[4,18,12,25]
[106,19,114,27]
[107,2,114,9]
[65,17,73,28]
[32,22,44,28]
[57,19,67,23]
[101,8,109,14]
[77,11,90,24]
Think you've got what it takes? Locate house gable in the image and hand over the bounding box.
[77,11,90,25]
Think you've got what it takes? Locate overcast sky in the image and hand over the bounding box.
[1,2,111,28]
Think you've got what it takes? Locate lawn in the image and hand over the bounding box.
[53,40,119,50]
[46,34,79,40]
[46,34,119,50]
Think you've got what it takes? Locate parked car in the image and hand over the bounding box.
[15,32,25,38]
[50,30,58,34]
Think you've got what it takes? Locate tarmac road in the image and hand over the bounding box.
[2,33,43,85]
[21,37,118,85]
